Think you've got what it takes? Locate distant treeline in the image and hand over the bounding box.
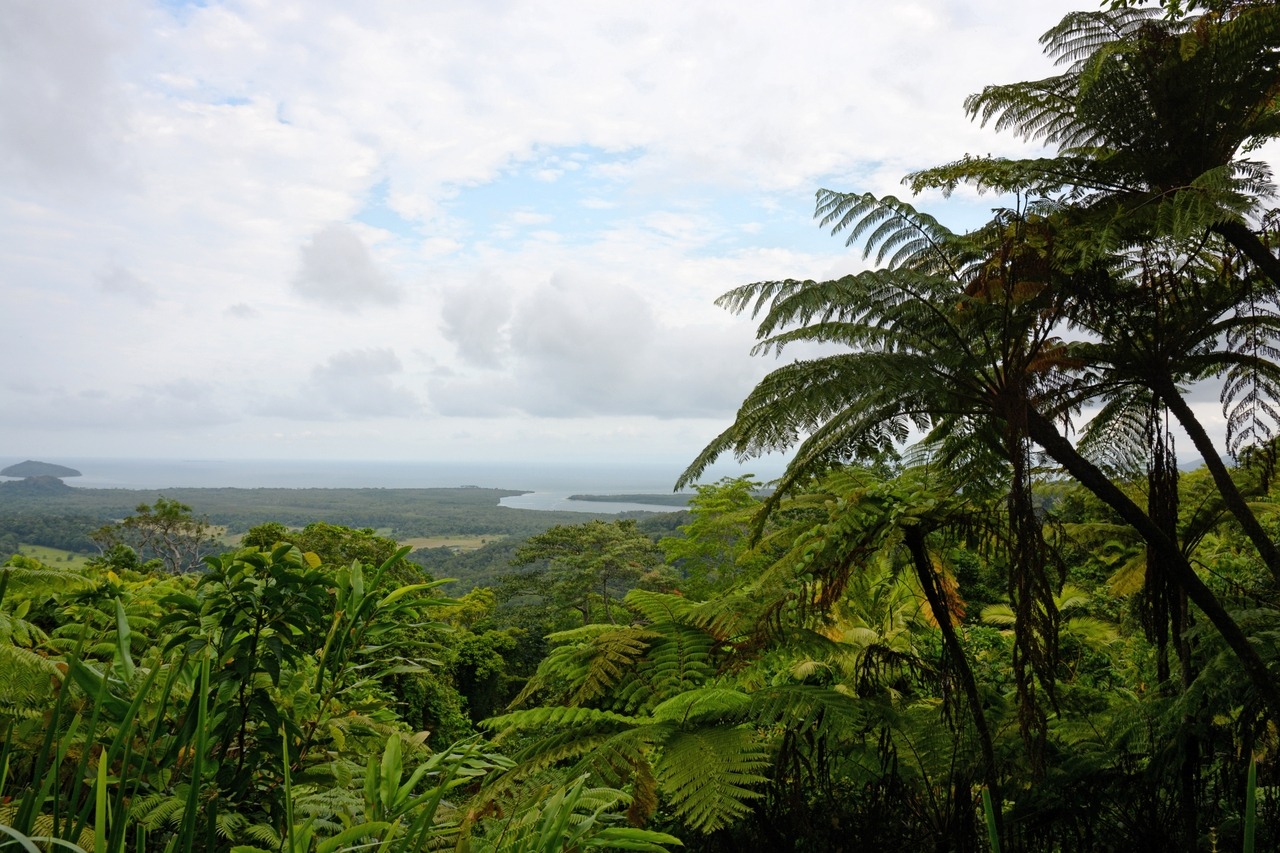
[0,487,690,578]
[410,510,686,592]
[0,485,630,538]
[0,512,101,555]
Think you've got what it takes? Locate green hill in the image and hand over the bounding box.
[0,460,81,478]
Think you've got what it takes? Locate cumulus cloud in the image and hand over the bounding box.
[293,225,401,308]
[440,274,513,369]
[259,348,420,420]
[430,271,759,419]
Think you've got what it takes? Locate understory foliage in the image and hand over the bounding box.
[0,533,677,852]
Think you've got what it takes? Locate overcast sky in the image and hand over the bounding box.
[2,0,1202,469]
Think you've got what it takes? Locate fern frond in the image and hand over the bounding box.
[512,626,659,708]
[638,627,717,707]
[814,191,961,275]
[1076,386,1154,477]
[509,724,669,793]
[485,705,639,734]
[906,155,1091,197]
[657,727,770,833]
[1040,8,1164,69]
[0,644,60,715]
[0,565,95,599]
[566,724,666,788]
[0,609,46,647]
[623,589,696,625]
[650,688,752,725]
[746,685,867,744]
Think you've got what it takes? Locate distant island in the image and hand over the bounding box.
[568,493,692,507]
[1,460,81,478]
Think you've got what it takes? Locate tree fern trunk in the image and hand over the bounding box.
[1025,408,1280,719]
[1152,373,1280,585]
[1212,221,1280,295]
[903,527,1002,847]
[1145,405,1179,690]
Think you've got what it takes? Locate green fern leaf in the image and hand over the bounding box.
[657,727,770,833]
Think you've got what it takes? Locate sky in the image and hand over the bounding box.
[2,0,1223,471]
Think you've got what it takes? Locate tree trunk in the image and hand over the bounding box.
[1151,373,1280,585]
[1025,409,1280,718]
[1212,220,1280,292]
[903,527,1003,846]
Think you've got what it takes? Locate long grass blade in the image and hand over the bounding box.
[94,749,108,853]
[178,653,211,853]
[983,787,1001,853]
[1244,754,1257,853]
[281,725,295,853]
[0,720,13,802]
[0,823,43,853]
[65,661,116,842]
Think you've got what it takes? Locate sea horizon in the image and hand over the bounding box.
[0,456,785,514]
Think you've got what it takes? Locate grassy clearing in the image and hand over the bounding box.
[400,535,500,552]
[13,543,92,568]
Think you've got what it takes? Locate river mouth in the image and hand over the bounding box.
[498,492,685,514]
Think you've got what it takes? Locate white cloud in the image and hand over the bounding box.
[293,224,401,308]
[0,0,139,190]
[431,270,762,419]
[258,348,421,420]
[440,274,513,369]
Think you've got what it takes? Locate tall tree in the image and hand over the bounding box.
[91,497,215,574]
[505,520,668,626]
[680,196,1085,762]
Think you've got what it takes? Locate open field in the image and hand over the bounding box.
[400,535,501,552]
[13,543,91,568]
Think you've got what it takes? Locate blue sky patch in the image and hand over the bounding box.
[355,179,421,235]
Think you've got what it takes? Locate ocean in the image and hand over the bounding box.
[0,457,784,515]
